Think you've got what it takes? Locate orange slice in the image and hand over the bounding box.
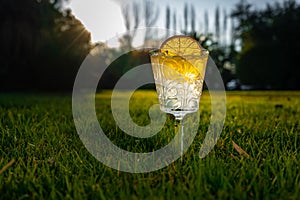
[160,35,208,80]
[161,35,202,56]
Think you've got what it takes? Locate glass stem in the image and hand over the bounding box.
[176,116,185,158]
[180,118,184,156]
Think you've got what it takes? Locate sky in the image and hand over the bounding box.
[66,0,299,44]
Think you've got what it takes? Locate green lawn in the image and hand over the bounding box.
[0,91,300,199]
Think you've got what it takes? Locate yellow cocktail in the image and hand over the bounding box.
[150,48,209,120]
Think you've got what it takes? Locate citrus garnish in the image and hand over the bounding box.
[160,35,208,80]
[161,35,202,56]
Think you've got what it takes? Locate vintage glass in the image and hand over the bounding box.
[150,49,209,120]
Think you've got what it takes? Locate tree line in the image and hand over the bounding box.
[1,0,299,91]
[115,0,236,89]
[0,0,91,91]
[165,0,300,90]
[232,0,300,89]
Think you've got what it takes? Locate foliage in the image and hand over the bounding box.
[232,0,300,89]
[0,0,92,91]
[99,49,154,89]
[120,0,159,49]
[0,91,300,199]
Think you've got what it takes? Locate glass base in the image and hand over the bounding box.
[162,108,196,120]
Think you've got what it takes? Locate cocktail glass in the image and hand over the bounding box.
[150,48,209,156]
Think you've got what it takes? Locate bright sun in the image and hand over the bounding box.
[67,0,126,43]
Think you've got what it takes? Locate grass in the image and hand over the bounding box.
[0,90,300,199]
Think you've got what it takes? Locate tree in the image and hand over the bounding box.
[143,0,160,42]
[0,0,91,91]
[204,10,209,35]
[34,9,91,90]
[232,0,300,89]
[223,9,228,45]
[166,6,170,37]
[173,11,177,33]
[230,16,236,45]
[184,3,188,32]
[120,1,140,49]
[215,6,220,42]
[190,5,196,33]
[0,0,39,89]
